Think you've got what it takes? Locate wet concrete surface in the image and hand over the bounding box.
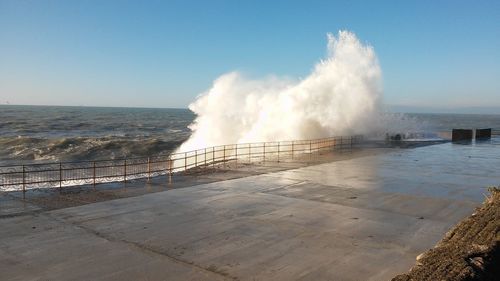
[1,148,379,216]
[1,139,499,280]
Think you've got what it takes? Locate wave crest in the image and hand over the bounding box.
[178,31,384,152]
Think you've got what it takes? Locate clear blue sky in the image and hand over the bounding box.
[1,0,499,110]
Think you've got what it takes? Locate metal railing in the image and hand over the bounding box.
[0,135,362,193]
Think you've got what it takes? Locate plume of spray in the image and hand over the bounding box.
[177,31,416,153]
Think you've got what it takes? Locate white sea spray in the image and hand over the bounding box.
[178,31,392,152]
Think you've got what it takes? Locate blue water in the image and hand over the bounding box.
[1,104,499,165]
[0,105,194,164]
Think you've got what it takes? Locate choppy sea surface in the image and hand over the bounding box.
[1,105,499,165]
[404,113,500,132]
[0,105,194,165]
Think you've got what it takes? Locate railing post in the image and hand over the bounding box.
[277,142,280,163]
[263,142,266,163]
[22,165,26,196]
[223,145,226,167]
[168,157,172,184]
[309,140,312,159]
[93,161,96,187]
[340,136,343,150]
[147,157,151,181]
[235,144,238,168]
[248,143,251,163]
[291,141,294,159]
[123,159,127,183]
[195,150,198,168]
[204,148,207,168]
[184,152,187,172]
[212,147,215,170]
[59,163,62,192]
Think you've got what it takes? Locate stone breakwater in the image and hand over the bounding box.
[392,187,500,281]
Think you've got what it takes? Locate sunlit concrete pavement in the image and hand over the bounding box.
[1,139,499,281]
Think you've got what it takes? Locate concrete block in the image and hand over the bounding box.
[452,129,473,142]
[475,128,491,139]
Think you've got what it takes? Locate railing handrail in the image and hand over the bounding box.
[0,135,359,168]
[0,135,362,193]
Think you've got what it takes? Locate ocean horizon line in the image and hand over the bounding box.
[2,103,500,115]
[0,103,190,111]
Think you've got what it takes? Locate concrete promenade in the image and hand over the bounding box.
[1,140,499,280]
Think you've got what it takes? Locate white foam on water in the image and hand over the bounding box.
[177,31,408,152]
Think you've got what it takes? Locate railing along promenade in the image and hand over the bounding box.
[0,136,362,193]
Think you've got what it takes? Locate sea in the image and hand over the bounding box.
[0,105,194,165]
[1,104,499,166]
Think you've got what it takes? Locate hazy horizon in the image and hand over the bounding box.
[2,102,500,116]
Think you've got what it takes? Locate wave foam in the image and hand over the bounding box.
[178,31,386,152]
